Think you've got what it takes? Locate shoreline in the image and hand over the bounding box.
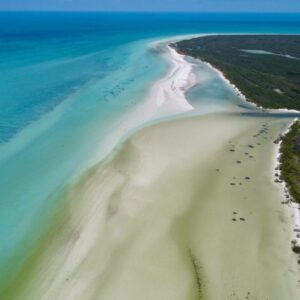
[204,59,300,114]
[133,42,196,117]
[0,38,201,299]
[3,34,300,299]
[275,119,300,249]
[74,39,198,172]
[171,34,300,114]
[170,34,300,256]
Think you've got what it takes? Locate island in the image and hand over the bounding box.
[173,35,300,205]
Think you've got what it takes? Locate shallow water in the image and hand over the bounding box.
[241,49,300,59]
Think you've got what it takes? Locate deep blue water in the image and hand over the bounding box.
[1,12,300,143]
[0,12,300,287]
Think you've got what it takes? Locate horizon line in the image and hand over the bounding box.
[0,10,300,14]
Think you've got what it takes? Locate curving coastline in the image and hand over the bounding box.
[3,37,300,300]
[127,43,196,122]
[0,39,199,300]
[173,33,300,261]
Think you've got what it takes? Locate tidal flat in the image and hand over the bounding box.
[7,112,299,300]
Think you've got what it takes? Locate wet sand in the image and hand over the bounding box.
[9,112,299,300]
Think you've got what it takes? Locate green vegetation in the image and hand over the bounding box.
[173,35,300,204]
[280,121,300,204]
[173,35,300,110]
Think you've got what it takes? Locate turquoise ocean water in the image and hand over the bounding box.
[0,12,300,285]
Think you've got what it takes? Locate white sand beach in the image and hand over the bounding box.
[83,42,197,168]
[124,43,196,121]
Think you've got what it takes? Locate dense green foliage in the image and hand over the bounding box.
[174,35,300,204]
[280,121,300,204]
[173,35,300,110]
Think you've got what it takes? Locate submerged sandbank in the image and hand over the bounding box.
[87,41,197,166]
[9,112,299,300]
[0,37,198,299]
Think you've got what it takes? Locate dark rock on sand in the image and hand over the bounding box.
[292,245,300,254]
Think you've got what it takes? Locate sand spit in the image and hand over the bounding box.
[10,113,300,300]
[74,40,197,170]
[126,43,196,123]
[154,46,195,110]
